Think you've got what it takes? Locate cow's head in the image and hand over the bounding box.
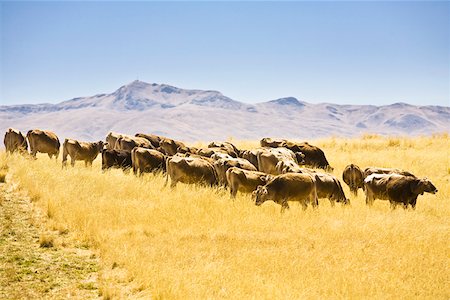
[95,141,104,152]
[412,178,438,195]
[295,152,306,165]
[252,185,269,206]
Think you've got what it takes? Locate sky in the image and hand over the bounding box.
[0,1,449,106]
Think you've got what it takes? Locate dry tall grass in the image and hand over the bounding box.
[4,135,449,299]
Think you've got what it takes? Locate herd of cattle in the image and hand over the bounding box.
[4,128,438,211]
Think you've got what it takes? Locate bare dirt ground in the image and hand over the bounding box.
[0,180,100,299]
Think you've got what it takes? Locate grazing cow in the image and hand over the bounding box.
[252,173,318,212]
[260,138,285,148]
[363,174,437,209]
[4,128,27,153]
[159,138,186,156]
[282,141,333,171]
[62,139,103,167]
[135,133,166,149]
[226,167,273,198]
[27,129,60,159]
[131,147,166,175]
[363,167,416,178]
[101,149,132,170]
[342,164,365,195]
[313,173,349,206]
[213,157,257,186]
[165,155,217,188]
[115,136,153,151]
[257,147,297,175]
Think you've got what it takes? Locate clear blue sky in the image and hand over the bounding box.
[1,1,449,106]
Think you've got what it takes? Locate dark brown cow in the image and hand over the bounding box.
[165,155,217,188]
[131,147,166,175]
[282,141,332,171]
[252,173,318,212]
[135,133,166,149]
[101,149,132,170]
[226,167,273,198]
[4,128,27,153]
[342,164,365,195]
[260,138,285,148]
[27,129,60,159]
[159,138,186,156]
[363,167,416,178]
[213,157,257,186]
[363,174,437,209]
[313,173,349,206]
[62,139,103,167]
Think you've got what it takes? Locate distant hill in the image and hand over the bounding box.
[1,80,448,142]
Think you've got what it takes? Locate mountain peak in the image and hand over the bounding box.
[268,97,305,106]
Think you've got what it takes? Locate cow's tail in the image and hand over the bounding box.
[164,156,171,187]
[61,139,68,167]
[131,148,137,175]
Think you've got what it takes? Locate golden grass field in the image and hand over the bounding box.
[1,135,449,299]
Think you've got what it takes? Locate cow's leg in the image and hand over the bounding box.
[71,157,75,167]
[170,180,177,188]
[280,200,289,213]
[410,198,417,210]
[230,186,237,199]
[329,198,335,207]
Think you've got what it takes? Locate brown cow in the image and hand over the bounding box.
[4,128,27,153]
[260,138,286,148]
[115,136,153,151]
[253,173,318,212]
[27,129,60,159]
[165,155,217,188]
[342,164,365,195]
[226,167,273,198]
[159,138,186,156]
[62,139,103,167]
[282,141,332,171]
[131,147,166,175]
[363,173,437,209]
[213,157,257,186]
[101,149,132,170]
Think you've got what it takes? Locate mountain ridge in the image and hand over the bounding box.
[0,80,448,142]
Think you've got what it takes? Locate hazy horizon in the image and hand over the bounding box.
[1,1,449,106]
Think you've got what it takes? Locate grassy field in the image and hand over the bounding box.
[2,135,449,299]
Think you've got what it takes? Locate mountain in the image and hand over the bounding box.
[0,80,448,142]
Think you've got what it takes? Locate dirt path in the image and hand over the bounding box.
[0,181,100,299]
